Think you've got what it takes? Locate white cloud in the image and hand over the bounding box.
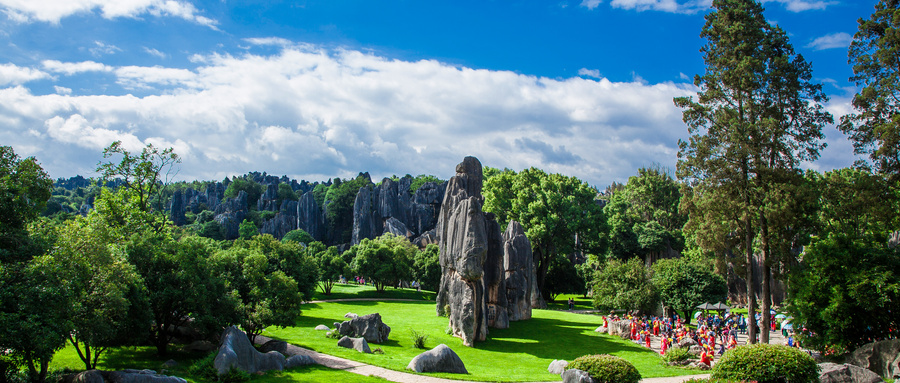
[0,63,49,85]
[806,32,852,51]
[762,0,836,12]
[1,43,854,187]
[144,47,167,59]
[54,86,72,95]
[0,0,219,28]
[42,60,113,75]
[89,41,122,57]
[580,0,602,9]
[581,0,711,13]
[578,68,601,79]
[243,37,295,47]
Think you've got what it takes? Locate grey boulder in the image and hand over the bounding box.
[334,313,391,344]
[562,369,595,383]
[315,324,330,331]
[548,359,569,374]
[819,362,884,383]
[258,340,288,355]
[284,355,317,369]
[849,339,900,379]
[214,326,285,375]
[406,344,468,374]
[181,340,216,353]
[337,336,372,353]
[108,370,187,383]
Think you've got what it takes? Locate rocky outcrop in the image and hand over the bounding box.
[297,192,326,242]
[62,370,188,383]
[259,200,299,239]
[548,360,569,374]
[337,336,371,353]
[350,176,447,245]
[503,221,534,321]
[435,157,534,346]
[213,326,285,375]
[819,362,884,383]
[849,339,900,379]
[333,313,391,344]
[406,344,468,374]
[352,185,377,244]
[214,191,248,240]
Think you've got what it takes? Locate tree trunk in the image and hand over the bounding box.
[746,216,757,345]
[535,244,552,302]
[760,215,771,344]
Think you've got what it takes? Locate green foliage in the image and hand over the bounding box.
[235,235,319,303]
[209,245,303,344]
[282,229,314,245]
[323,175,372,244]
[652,257,726,324]
[277,183,298,201]
[662,347,693,364]
[412,244,441,292]
[219,366,251,383]
[839,0,900,178]
[186,352,218,381]
[592,257,657,313]
[224,178,263,209]
[238,219,258,240]
[96,141,181,213]
[569,354,641,383]
[711,344,819,383]
[199,220,226,241]
[544,253,584,301]
[312,183,328,209]
[314,245,349,295]
[0,146,53,263]
[348,233,415,292]
[786,232,900,351]
[410,330,428,349]
[483,167,607,302]
[809,168,899,239]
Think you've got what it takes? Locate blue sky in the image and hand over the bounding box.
[0,0,878,187]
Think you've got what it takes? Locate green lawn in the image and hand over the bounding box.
[545,294,595,311]
[311,283,436,301]
[266,300,700,382]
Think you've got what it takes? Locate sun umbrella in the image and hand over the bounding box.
[694,311,703,319]
[695,302,715,310]
[713,301,730,311]
[783,323,794,330]
[775,314,787,319]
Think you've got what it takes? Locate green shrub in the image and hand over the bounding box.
[712,343,818,383]
[662,347,693,363]
[410,330,428,349]
[569,354,641,383]
[219,366,251,383]
[187,352,219,381]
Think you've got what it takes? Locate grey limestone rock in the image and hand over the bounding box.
[213,326,285,375]
[258,340,288,355]
[383,216,411,238]
[548,359,569,374]
[595,326,608,333]
[182,340,216,353]
[351,185,377,244]
[562,369,596,383]
[849,339,900,379]
[607,320,631,338]
[344,312,359,319]
[337,336,372,353]
[406,344,468,374]
[819,362,884,383]
[107,370,187,383]
[297,192,325,242]
[66,370,105,383]
[284,355,316,369]
[334,313,391,343]
[502,220,534,321]
[315,324,330,331]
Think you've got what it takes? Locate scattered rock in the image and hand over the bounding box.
[284,355,316,369]
[162,360,177,368]
[848,339,900,379]
[678,337,698,348]
[333,313,391,343]
[819,362,884,383]
[258,340,288,355]
[594,326,607,334]
[688,345,703,356]
[548,359,569,374]
[337,336,372,353]
[406,344,468,374]
[687,362,711,370]
[108,369,187,383]
[344,312,359,319]
[315,325,330,331]
[562,368,596,383]
[213,326,285,375]
[64,370,105,383]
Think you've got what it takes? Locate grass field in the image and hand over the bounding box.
[310,283,436,301]
[266,300,699,382]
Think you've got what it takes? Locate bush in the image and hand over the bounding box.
[569,354,641,383]
[712,344,818,383]
[662,347,693,363]
[187,353,251,383]
[411,330,428,349]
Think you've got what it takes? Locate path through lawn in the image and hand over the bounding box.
[265,300,700,382]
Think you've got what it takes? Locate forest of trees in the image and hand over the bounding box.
[1,0,900,382]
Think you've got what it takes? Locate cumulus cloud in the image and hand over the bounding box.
[0,63,49,86]
[578,68,601,79]
[144,47,167,59]
[0,43,804,187]
[0,0,219,28]
[89,41,122,57]
[581,0,711,13]
[806,32,852,51]
[42,60,113,75]
[761,0,836,12]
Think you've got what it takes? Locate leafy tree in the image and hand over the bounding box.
[592,257,657,313]
[544,253,585,301]
[0,146,52,263]
[234,235,319,301]
[224,178,263,209]
[409,174,444,193]
[312,245,347,295]
[839,0,900,178]
[652,257,727,324]
[210,246,303,343]
[198,220,225,241]
[412,244,441,292]
[51,213,148,370]
[96,141,180,213]
[282,229,315,245]
[483,168,606,302]
[277,183,298,202]
[674,0,831,343]
[348,233,415,292]
[238,219,258,240]
[787,232,900,352]
[809,168,899,239]
[324,175,372,244]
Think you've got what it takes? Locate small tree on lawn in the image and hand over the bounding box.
[349,233,415,292]
[315,245,348,295]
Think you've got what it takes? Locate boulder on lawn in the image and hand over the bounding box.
[848,339,900,379]
[63,370,105,383]
[548,359,569,375]
[182,340,216,353]
[406,344,467,374]
[315,325,330,331]
[337,336,372,353]
[819,362,884,383]
[678,337,698,348]
[284,355,316,369]
[562,368,595,383]
[334,313,391,344]
[258,340,289,355]
[213,326,286,375]
[344,312,359,319]
[594,326,607,334]
[108,369,188,383]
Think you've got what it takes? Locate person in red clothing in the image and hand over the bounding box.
[653,320,660,336]
[660,336,669,355]
[700,347,712,366]
[644,330,651,348]
[630,321,637,340]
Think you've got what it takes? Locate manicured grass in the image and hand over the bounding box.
[266,301,699,382]
[311,283,436,301]
[546,293,595,311]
